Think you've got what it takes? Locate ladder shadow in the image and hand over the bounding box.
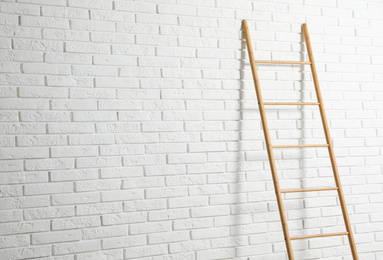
[237,23,287,258]
[229,25,276,255]
[292,26,311,254]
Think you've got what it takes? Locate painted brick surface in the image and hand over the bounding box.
[0,0,383,259]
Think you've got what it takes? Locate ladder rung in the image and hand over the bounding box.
[281,187,338,193]
[255,60,311,65]
[263,102,319,106]
[290,232,349,240]
[272,144,329,149]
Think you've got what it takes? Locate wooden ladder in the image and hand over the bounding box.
[242,20,359,260]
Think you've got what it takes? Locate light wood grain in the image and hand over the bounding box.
[291,232,349,240]
[272,144,329,148]
[281,187,338,193]
[255,60,311,65]
[263,102,319,105]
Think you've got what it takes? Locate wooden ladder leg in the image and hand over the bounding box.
[302,23,359,260]
[243,20,295,260]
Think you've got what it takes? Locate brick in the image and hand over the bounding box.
[71,20,115,32]
[23,63,70,75]
[145,143,186,154]
[76,203,122,216]
[76,156,121,168]
[148,208,189,222]
[91,32,134,44]
[32,230,81,244]
[101,190,144,202]
[136,14,177,25]
[192,227,230,239]
[124,199,166,212]
[0,220,49,235]
[158,4,196,16]
[129,221,171,235]
[45,52,91,64]
[77,250,124,260]
[100,144,144,156]
[68,0,112,9]
[123,177,164,189]
[103,235,146,249]
[20,111,70,122]
[24,182,73,195]
[0,246,50,259]
[51,146,98,158]
[0,112,18,122]
[0,234,29,249]
[149,231,189,244]
[66,42,110,54]
[0,172,48,185]
[170,240,211,254]
[70,88,116,99]
[168,153,207,164]
[0,196,49,210]
[120,67,161,78]
[25,158,74,170]
[43,28,89,41]
[0,99,48,110]
[236,244,272,257]
[21,16,69,29]
[102,212,146,226]
[118,89,160,99]
[117,23,159,35]
[72,65,117,76]
[168,196,208,208]
[24,206,74,220]
[0,210,22,223]
[41,5,88,18]
[48,123,95,134]
[82,226,127,240]
[114,1,156,12]
[145,164,186,176]
[13,39,63,52]
[146,187,188,199]
[119,111,161,121]
[17,135,67,147]
[100,167,143,179]
[173,218,213,231]
[52,216,100,230]
[91,10,134,22]
[112,45,155,56]
[47,76,93,87]
[19,86,67,98]
[96,122,139,133]
[142,122,183,132]
[124,244,167,259]
[116,133,159,144]
[51,192,100,206]
[53,240,101,255]
[0,3,40,15]
[0,147,48,159]
[94,55,136,66]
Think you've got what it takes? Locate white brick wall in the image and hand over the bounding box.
[0,0,382,259]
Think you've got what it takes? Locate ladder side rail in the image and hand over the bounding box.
[302,23,359,260]
[242,20,295,260]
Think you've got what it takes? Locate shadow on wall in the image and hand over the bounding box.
[229,23,285,257]
[232,23,323,257]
